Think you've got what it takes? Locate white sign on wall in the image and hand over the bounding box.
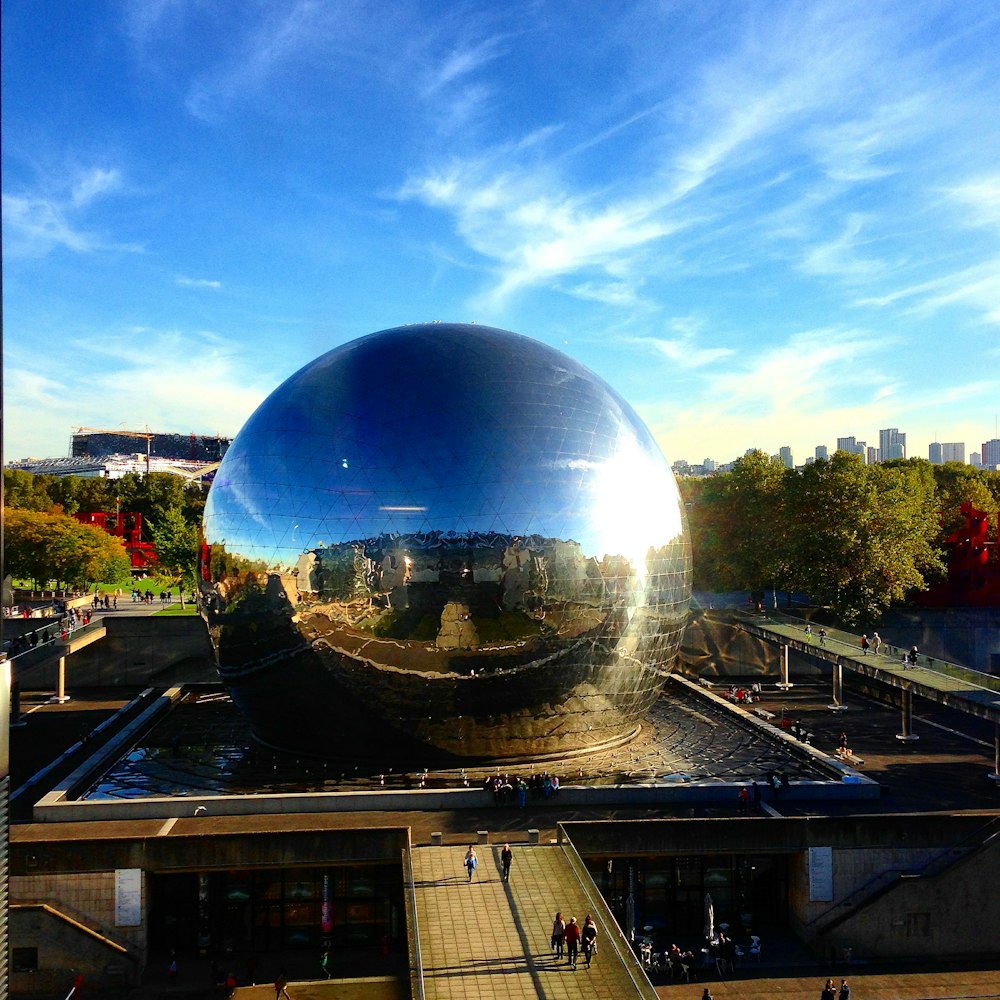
[808,846,834,902]
[115,868,142,926]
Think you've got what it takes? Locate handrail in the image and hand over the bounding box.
[807,817,1000,934]
[559,826,659,1000]
[750,609,1000,693]
[401,842,425,1000]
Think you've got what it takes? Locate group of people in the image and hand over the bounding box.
[484,771,559,806]
[725,684,761,705]
[821,977,851,1000]
[551,912,598,968]
[462,843,514,882]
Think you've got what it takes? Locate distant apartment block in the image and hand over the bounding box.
[971,452,983,469]
[942,442,965,463]
[879,427,906,461]
[983,439,1000,469]
[867,446,880,465]
[815,445,828,461]
[779,446,793,469]
[836,436,866,457]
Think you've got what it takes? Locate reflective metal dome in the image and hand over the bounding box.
[201,323,690,761]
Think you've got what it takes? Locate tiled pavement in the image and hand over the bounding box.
[411,844,650,1000]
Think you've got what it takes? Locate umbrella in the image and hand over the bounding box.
[704,892,714,940]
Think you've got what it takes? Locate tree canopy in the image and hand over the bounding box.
[681,454,998,625]
[4,507,131,588]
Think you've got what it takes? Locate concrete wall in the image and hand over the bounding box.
[17,615,215,690]
[10,874,146,989]
[802,831,1000,960]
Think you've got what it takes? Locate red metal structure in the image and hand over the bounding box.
[74,510,158,575]
[920,503,1000,607]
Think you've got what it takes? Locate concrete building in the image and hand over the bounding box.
[779,446,793,469]
[942,442,966,463]
[982,439,1000,470]
[929,442,943,464]
[835,437,867,459]
[971,451,983,469]
[814,445,828,461]
[879,428,906,461]
[866,446,880,465]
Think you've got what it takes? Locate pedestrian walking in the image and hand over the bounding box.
[738,785,750,815]
[464,845,477,881]
[564,917,581,967]
[804,623,813,642]
[581,914,598,968]
[821,978,836,1000]
[908,645,919,668]
[320,949,331,979]
[274,970,291,999]
[500,843,513,881]
[872,632,882,654]
[839,979,851,1000]
[819,627,827,646]
[860,634,870,655]
[551,912,566,957]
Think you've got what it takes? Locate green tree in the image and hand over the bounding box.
[4,507,131,589]
[784,453,943,625]
[150,507,200,605]
[930,462,1000,539]
[3,469,56,511]
[695,451,790,603]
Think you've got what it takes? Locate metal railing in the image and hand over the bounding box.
[401,843,425,1000]
[558,827,659,1000]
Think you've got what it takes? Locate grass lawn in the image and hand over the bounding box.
[153,603,199,616]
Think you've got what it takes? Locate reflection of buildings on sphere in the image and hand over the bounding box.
[201,323,691,761]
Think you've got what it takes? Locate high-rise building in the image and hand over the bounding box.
[929,442,943,465]
[815,445,828,461]
[703,458,716,473]
[971,452,983,469]
[836,436,857,453]
[879,427,906,461]
[867,446,880,466]
[942,442,965,463]
[779,446,793,469]
[982,439,1000,469]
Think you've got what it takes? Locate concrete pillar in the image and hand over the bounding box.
[828,660,846,712]
[477,830,489,845]
[776,644,793,690]
[430,831,443,846]
[528,829,539,844]
[10,680,27,728]
[895,686,919,742]
[49,654,71,704]
[989,723,1000,783]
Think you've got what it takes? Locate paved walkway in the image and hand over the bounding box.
[411,844,649,1000]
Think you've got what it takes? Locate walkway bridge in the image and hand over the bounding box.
[407,840,654,1000]
[733,610,1000,777]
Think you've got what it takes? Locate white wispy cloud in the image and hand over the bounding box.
[71,167,123,206]
[2,165,135,257]
[800,213,886,281]
[628,317,735,371]
[4,329,273,460]
[175,276,222,290]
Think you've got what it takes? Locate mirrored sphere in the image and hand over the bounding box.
[201,323,691,761]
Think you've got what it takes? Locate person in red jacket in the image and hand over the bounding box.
[563,917,581,967]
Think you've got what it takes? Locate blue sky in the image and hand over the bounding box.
[3,0,1000,467]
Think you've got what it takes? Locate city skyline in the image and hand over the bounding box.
[3,2,1000,466]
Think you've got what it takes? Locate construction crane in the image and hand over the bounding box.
[73,425,154,475]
